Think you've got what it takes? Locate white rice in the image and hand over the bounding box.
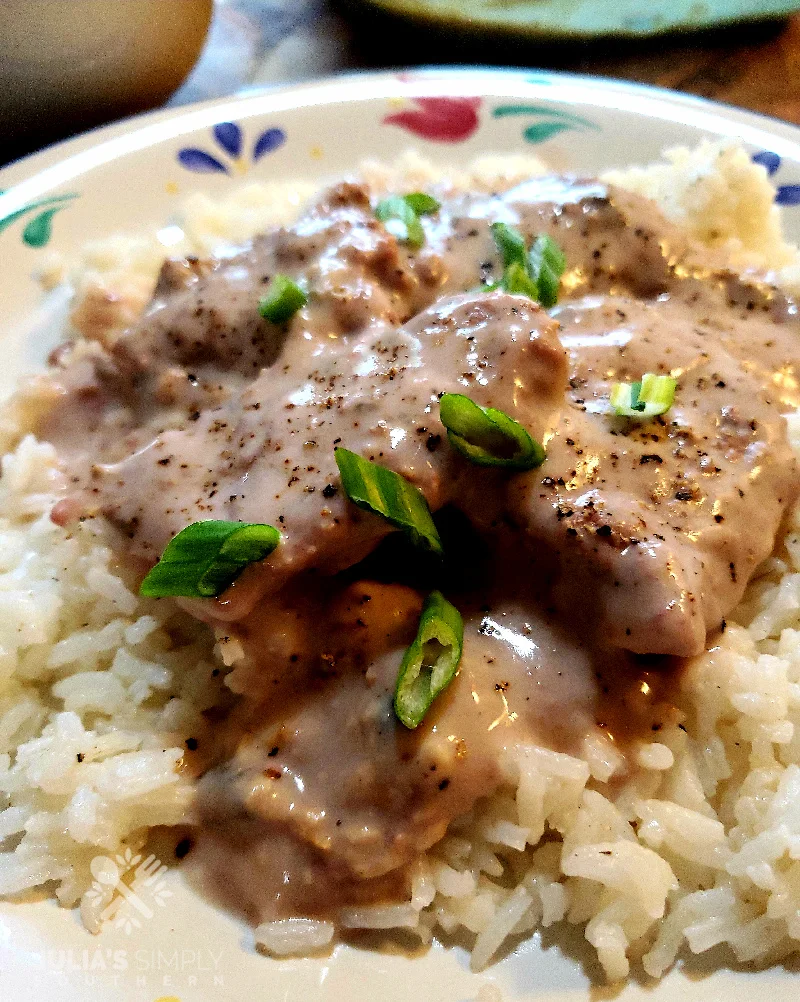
[4,141,800,981]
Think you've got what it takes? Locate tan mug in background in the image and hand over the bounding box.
[0,0,213,159]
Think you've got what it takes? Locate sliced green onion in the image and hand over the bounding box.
[401,192,441,215]
[394,590,464,729]
[490,222,564,306]
[527,234,566,309]
[375,195,425,247]
[258,275,307,324]
[334,448,442,554]
[502,261,540,299]
[610,373,677,419]
[609,381,640,415]
[140,521,280,599]
[439,393,545,470]
[491,221,527,270]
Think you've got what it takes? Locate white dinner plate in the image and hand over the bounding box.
[1,68,800,1002]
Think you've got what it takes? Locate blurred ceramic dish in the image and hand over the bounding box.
[0,0,212,151]
[349,0,800,38]
[2,68,800,1002]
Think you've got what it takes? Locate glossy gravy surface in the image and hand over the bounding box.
[29,175,800,927]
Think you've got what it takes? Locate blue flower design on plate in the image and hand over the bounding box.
[752,151,800,206]
[177,122,286,175]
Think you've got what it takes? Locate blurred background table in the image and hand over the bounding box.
[171,0,800,123]
[6,0,800,165]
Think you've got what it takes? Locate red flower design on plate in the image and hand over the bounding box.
[383,97,482,143]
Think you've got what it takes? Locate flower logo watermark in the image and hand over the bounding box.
[85,847,172,934]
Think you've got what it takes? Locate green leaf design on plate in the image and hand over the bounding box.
[493,104,598,129]
[493,102,599,145]
[0,205,38,235]
[523,121,573,144]
[0,192,78,246]
[22,207,61,248]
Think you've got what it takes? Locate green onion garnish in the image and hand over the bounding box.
[491,221,527,270]
[375,192,440,248]
[501,261,540,299]
[489,222,565,307]
[334,447,443,554]
[401,192,441,216]
[528,234,566,309]
[610,373,678,419]
[394,590,464,729]
[258,274,307,324]
[139,520,280,598]
[439,393,545,470]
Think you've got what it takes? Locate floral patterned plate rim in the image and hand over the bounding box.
[1,67,800,1002]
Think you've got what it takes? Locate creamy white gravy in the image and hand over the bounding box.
[29,175,800,926]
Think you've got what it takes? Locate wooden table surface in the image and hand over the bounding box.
[166,1,800,125]
[567,13,800,124]
[8,0,800,165]
[188,1,800,128]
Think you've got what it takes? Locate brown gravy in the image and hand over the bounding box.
[27,174,800,929]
